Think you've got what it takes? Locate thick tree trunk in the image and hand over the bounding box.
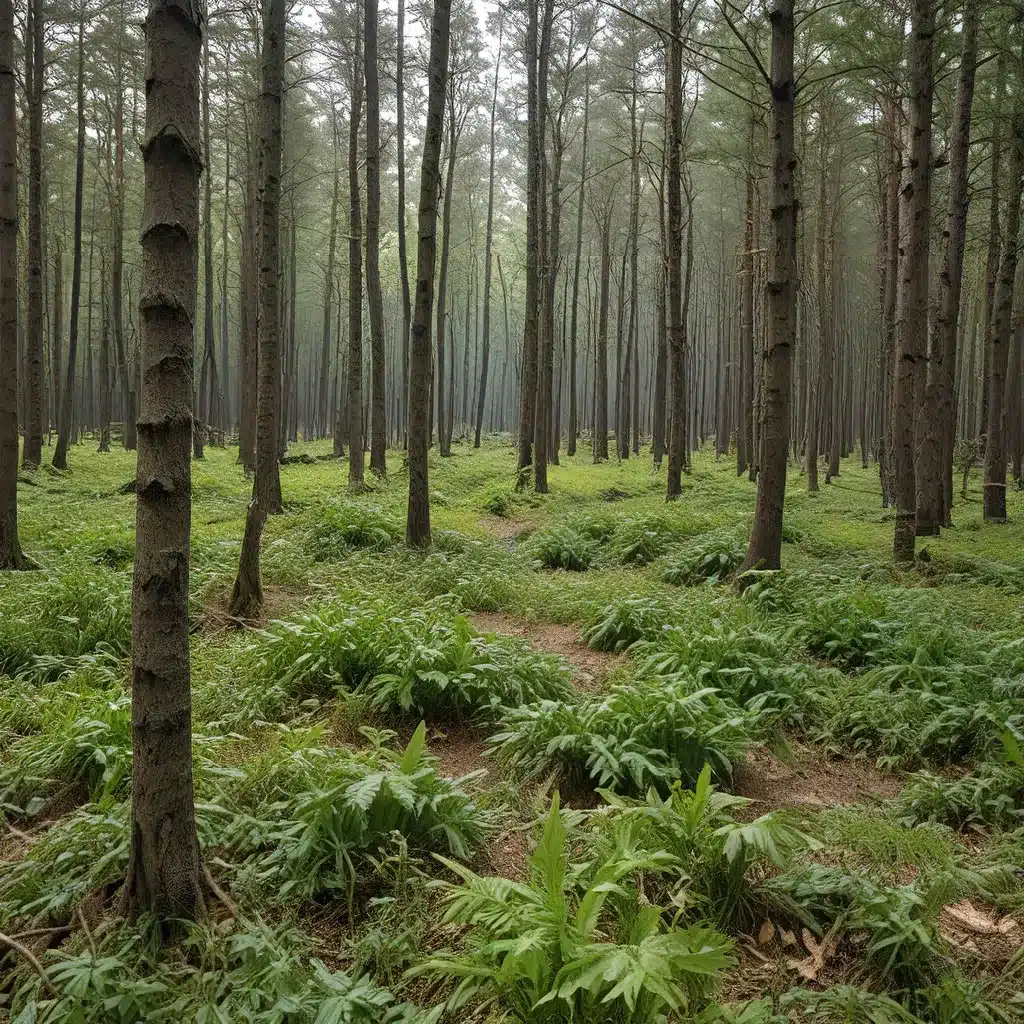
[916,0,978,533]
[981,51,1006,437]
[365,0,386,475]
[739,118,755,479]
[743,0,795,570]
[347,26,365,488]
[983,92,1024,522]
[98,251,111,451]
[569,72,588,459]
[475,22,502,449]
[53,6,87,470]
[219,50,231,435]
[238,166,258,471]
[890,0,934,561]
[229,0,285,617]
[122,0,205,923]
[406,0,450,547]
[0,0,26,567]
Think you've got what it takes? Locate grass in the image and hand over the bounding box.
[2,435,1024,1020]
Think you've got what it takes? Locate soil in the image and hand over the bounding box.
[733,742,904,812]
[468,611,626,691]
[197,584,306,633]
[477,515,536,542]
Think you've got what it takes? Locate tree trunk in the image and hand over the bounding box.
[0,0,26,567]
[915,0,978,533]
[594,208,611,463]
[22,0,44,468]
[890,0,935,561]
[347,23,365,488]
[475,21,502,449]
[122,0,205,923]
[52,4,87,470]
[365,0,386,475]
[406,0,450,547]
[568,69,588,459]
[435,106,459,459]
[983,88,1024,522]
[321,105,339,443]
[743,0,795,570]
[396,0,411,446]
[98,249,112,451]
[739,117,755,479]
[517,0,539,478]
[229,0,285,617]
[665,0,684,497]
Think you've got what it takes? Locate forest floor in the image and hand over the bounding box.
[2,434,1024,1022]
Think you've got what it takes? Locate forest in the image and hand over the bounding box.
[2,0,1024,1017]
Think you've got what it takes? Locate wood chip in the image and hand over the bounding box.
[942,900,1002,936]
[757,920,775,945]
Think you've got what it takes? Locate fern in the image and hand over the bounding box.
[663,533,745,586]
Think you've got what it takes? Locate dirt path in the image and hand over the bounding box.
[469,611,627,691]
[733,741,903,811]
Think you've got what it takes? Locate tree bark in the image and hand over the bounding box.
[396,0,411,446]
[347,21,365,488]
[983,88,1024,522]
[23,0,44,469]
[475,21,502,449]
[594,207,611,463]
[0,0,26,567]
[915,0,978,534]
[321,104,339,443]
[568,69,589,459]
[406,0,450,547]
[365,0,386,475]
[52,4,87,470]
[665,0,684,497]
[229,0,286,617]
[122,0,205,924]
[890,0,934,562]
[743,0,795,570]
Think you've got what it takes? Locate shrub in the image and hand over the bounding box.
[489,676,752,794]
[789,591,897,671]
[663,533,745,586]
[526,525,597,571]
[305,500,401,561]
[480,484,517,518]
[410,793,734,1023]
[583,596,667,652]
[899,763,1024,829]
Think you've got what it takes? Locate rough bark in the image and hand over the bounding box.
[569,70,589,459]
[665,0,684,497]
[347,24,365,488]
[321,105,339,442]
[23,0,44,469]
[365,0,386,475]
[229,0,285,617]
[915,0,978,534]
[983,95,1024,522]
[593,208,611,463]
[406,0,450,547]
[890,0,934,562]
[52,5,87,471]
[195,27,217,460]
[475,21,502,449]
[396,0,411,445]
[122,0,205,923]
[0,0,25,568]
[743,0,795,571]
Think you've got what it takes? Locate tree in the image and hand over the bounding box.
[52,0,89,471]
[407,0,451,547]
[0,0,26,569]
[665,0,684,498]
[889,0,935,562]
[365,0,386,475]
[915,0,979,533]
[122,0,205,921]
[743,0,795,570]
[22,0,44,470]
[396,0,411,445]
[347,19,365,489]
[229,0,286,617]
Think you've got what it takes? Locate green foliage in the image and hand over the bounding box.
[305,500,402,560]
[0,566,131,680]
[526,525,598,571]
[8,918,441,1023]
[214,724,490,907]
[899,762,1024,829]
[411,793,734,1022]
[790,591,897,671]
[595,764,809,931]
[489,677,751,794]
[582,595,667,652]
[611,515,681,565]
[663,533,745,586]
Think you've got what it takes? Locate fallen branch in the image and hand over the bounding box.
[76,906,97,961]
[0,930,60,999]
[203,865,238,920]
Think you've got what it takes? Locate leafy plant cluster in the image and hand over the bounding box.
[237,600,572,726]
[489,675,752,795]
[305,499,403,560]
